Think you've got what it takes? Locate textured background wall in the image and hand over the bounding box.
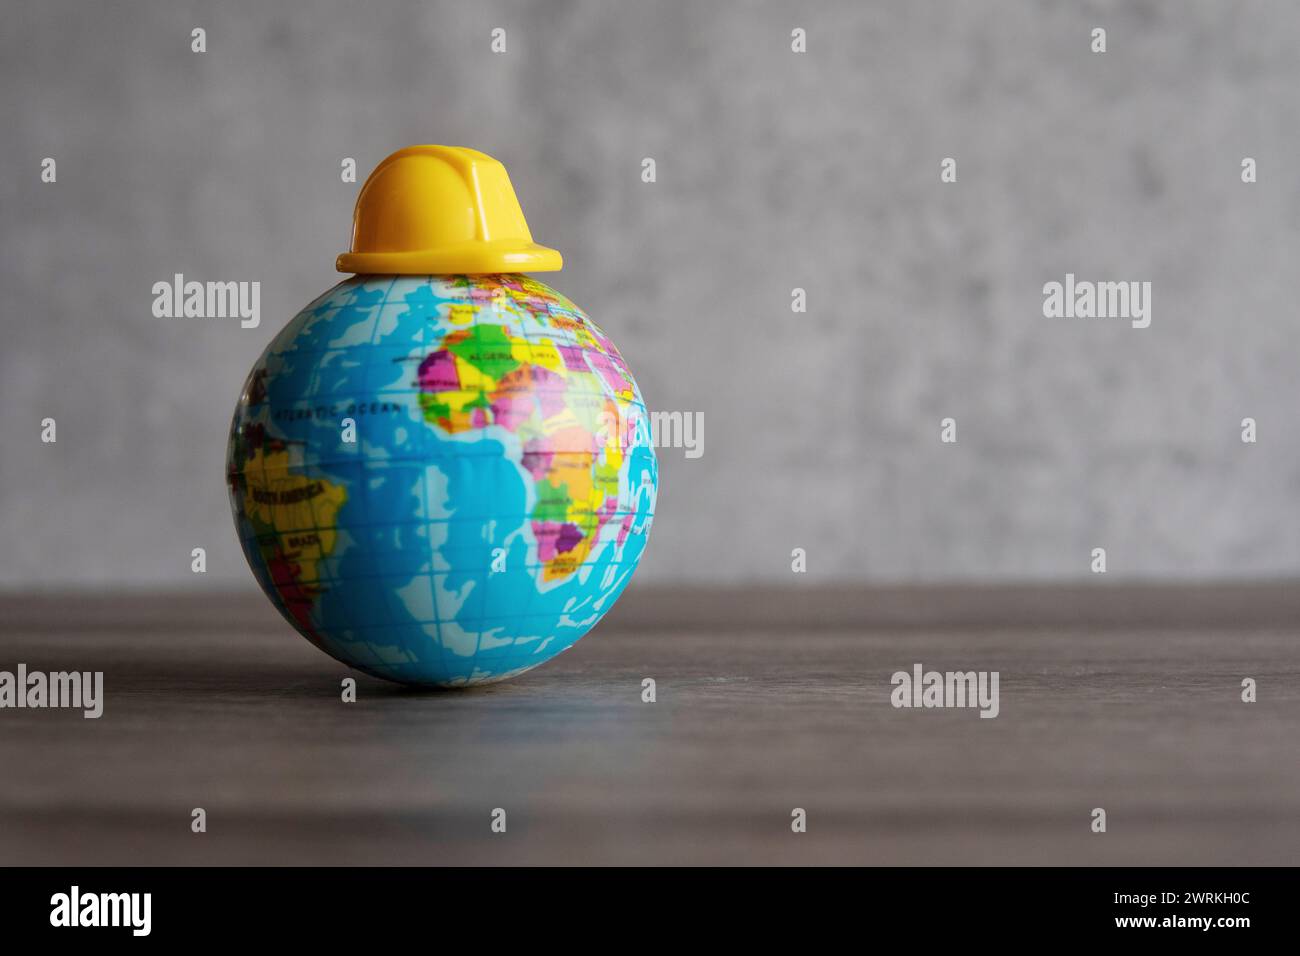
[2,0,1298,589]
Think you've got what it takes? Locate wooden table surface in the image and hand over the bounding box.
[2,586,1298,865]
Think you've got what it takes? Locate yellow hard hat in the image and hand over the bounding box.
[336,145,562,275]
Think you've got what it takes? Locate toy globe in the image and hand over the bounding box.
[226,146,657,686]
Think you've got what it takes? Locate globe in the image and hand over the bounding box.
[226,274,658,686]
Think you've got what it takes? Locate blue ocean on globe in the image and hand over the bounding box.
[226,274,657,686]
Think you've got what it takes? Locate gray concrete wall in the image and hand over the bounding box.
[2,0,1298,588]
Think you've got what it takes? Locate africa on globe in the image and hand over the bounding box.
[226,147,657,686]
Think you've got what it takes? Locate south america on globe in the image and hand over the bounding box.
[226,146,657,686]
